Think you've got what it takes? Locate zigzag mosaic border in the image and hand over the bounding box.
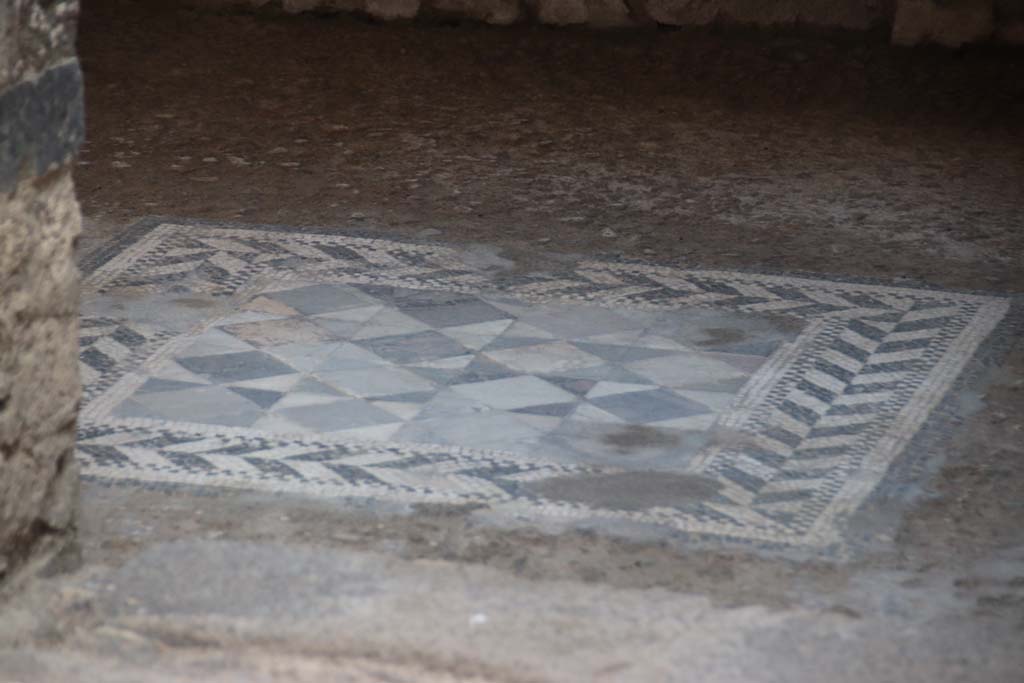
[77,219,1014,551]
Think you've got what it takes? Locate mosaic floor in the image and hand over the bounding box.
[77,219,1013,551]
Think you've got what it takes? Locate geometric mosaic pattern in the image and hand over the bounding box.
[78,220,1013,551]
[107,282,794,469]
[79,317,177,404]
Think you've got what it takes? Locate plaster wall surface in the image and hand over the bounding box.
[0,0,84,582]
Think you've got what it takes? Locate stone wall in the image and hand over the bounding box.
[892,0,1023,46]
[183,0,1024,44]
[0,0,84,583]
[187,0,892,30]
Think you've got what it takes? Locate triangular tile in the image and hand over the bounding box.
[542,364,652,385]
[149,361,214,385]
[243,296,300,317]
[263,283,380,316]
[585,381,657,399]
[292,376,346,396]
[483,340,603,375]
[511,402,577,418]
[633,335,693,352]
[440,319,515,337]
[229,386,284,409]
[407,366,462,384]
[517,308,638,339]
[228,373,303,392]
[480,336,552,352]
[573,342,678,363]
[111,399,157,420]
[542,377,597,397]
[122,385,261,425]
[249,413,313,435]
[699,340,783,357]
[352,309,432,340]
[408,354,475,370]
[265,342,344,373]
[440,333,498,352]
[222,318,334,347]
[345,283,397,303]
[375,391,437,403]
[198,410,264,429]
[447,356,519,384]
[214,310,288,326]
[437,319,514,348]
[308,317,363,340]
[136,378,208,394]
[371,401,424,421]
[620,346,687,362]
[702,351,766,373]
[482,297,534,319]
[671,389,738,412]
[626,354,746,388]
[674,377,750,393]
[327,422,403,441]
[569,342,632,362]
[499,321,557,340]
[179,328,255,357]
[577,330,646,347]
[509,413,563,432]
[272,392,345,410]
[415,389,493,420]
[570,403,625,424]
[312,343,389,372]
[312,304,383,324]
[648,414,719,431]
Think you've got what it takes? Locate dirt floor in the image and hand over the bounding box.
[9,0,1023,678]
[77,0,1024,292]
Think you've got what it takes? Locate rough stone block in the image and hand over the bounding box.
[644,0,724,26]
[430,0,522,24]
[646,0,878,29]
[586,0,634,26]
[282,0,366,12]
[0,169,82,581]
[2,4,83,583]
[892,0,995,46]
[160,0,1018,44]
[531,0,632,26]
[532,0,589,24]
[0,0,79,88]
[647,0,880,29]
[366,0,422,19]
[0,61,84,193]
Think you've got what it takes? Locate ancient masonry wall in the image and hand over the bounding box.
[0,0,84,582]
[188,0,1024,46]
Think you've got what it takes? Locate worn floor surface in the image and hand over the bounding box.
[77,218,1012,555]
[2,1,1024,681]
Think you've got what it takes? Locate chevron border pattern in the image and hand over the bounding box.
[77,220,1013,551]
